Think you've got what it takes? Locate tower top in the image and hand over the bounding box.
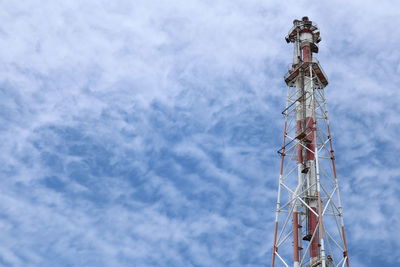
[285,16,321,53]
[283,17,328,87]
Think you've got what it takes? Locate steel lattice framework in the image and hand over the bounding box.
[271,17,350,267]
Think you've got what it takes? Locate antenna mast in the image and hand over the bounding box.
[271,17,350,267]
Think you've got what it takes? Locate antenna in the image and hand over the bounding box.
[271,17,350,267]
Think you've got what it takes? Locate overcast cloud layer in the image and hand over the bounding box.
[0,0,399,266]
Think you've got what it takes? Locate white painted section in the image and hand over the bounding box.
[320,239,326,267]
[300,32,313,42]
[275,175,282,222]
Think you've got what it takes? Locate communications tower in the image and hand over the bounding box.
[271,17,350,267]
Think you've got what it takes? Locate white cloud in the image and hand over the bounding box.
[0,0,399,266]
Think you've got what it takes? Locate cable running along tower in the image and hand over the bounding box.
[271,17,349,267]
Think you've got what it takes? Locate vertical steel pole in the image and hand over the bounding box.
[271,107,289,267]
[327,123,350,267]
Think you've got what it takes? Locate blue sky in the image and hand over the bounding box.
[0,0,399,266]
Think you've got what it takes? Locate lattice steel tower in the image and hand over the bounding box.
[271,17,350,267]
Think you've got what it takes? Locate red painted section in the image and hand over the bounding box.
[305,117,315,161]
[293,212,300,262]
[296,120,303,163]
[302,46,311,62]
[300,29,313,34]
[309,207,319,258]
[297,117,315,161]
[271,221,279,267]
[342,226,350,267]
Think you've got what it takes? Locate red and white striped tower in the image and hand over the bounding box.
[271,17,350,267]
